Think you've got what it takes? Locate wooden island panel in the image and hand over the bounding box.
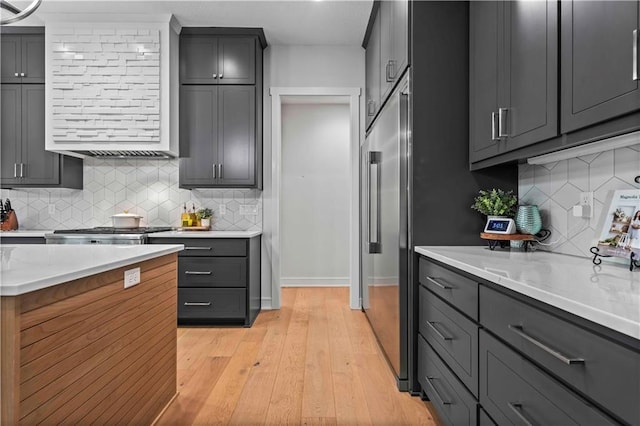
[1,253,178,425]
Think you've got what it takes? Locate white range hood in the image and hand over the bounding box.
[44,15,180,158]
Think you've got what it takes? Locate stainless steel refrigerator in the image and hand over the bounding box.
[361,76,410,389]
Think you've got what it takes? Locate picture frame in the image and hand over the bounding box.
[594,189,640,265]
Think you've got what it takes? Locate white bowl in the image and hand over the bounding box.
[111,213,143,228]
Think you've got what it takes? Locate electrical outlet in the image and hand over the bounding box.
[124,267,141,288]
[219,204,226,215]
[240,205,258,215]
[579,192,593,218]
[48,204,56,214]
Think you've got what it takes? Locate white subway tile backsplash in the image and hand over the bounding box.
[1,159,262,232]
[519,141,640,257]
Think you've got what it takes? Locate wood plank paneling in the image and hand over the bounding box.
[1,296,21,425]
[1,255,178,424]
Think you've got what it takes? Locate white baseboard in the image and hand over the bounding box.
[280,277,350,287]
[261,297,273,310]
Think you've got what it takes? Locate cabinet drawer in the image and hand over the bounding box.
[418,335,477,426]
[480,285,640,425]
[178,288,246,319]
[419,257,478,320]
[153,238,247,257]
[479,330,617,426]
[419,285,478,397]
[178,257,246,288]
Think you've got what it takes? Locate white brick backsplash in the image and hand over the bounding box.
[51,28,160,144]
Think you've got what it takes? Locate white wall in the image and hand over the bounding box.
[280,103,351,285]
[261,44,365,307]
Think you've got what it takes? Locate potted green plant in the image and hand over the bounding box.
[471,189,518,218]
[197,207,213,228]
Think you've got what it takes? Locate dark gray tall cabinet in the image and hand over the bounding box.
[179,28,265,189]
[561,0,640,133]
[469,0,558,164]
[0,27,83,189]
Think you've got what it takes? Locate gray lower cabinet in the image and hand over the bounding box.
[417,256,639,426]
[469,0,558,164]
[0,236,45,244]
[561,0,640,133]
[1,84,82,189]
[0,32,45,84]
[151,236,261,326]
[179,85,256,188]
[479,330,617,426]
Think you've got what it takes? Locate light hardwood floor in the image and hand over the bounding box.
[157,287,438,426]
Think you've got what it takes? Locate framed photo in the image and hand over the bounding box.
[594,189,640,263]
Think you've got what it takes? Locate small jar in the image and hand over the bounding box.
[515,205,542,235]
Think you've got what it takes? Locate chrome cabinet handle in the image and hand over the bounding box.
[491,112,499,141]
[213,163,217,179]
[425,376,452,405]
[13,163,17,178]
[498,108,508,137]
[219,73,223,78]
[633,29,638,81]
[218,164,223,179]
[367,100,376,116]
[184,302,211,306]
[385,61,393,82]
[368,151,381,253]
[185,271,212,275]
[425,276,452,290]
[508,403,535,426]
[508,325,584,365]
[212,73,217,78]
[426,321,453,341]
[20,72,25,77]
[19,163,24,178]
[184,246,212,251]
[14,72,19,77]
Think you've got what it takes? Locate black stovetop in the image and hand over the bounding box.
[53,227,173,235]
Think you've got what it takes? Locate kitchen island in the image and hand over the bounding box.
[0,244,183,425]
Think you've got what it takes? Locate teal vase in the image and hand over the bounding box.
[515,205,542,235]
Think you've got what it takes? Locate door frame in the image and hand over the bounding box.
[269,87,361,309]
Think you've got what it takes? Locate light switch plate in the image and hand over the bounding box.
[219,204,226,215]
[240,205,258,215]
[124,267,141,288]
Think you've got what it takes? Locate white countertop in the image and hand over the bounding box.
[148,230,262,238]
[415,246,640,340]
[0,244,183,296]
[0,230,52,238]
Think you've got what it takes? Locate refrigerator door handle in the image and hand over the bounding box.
[368,151,382,254]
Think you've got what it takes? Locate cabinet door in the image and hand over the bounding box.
[365,11,381,129]
[1,85,21,184]
[217,38,256,85]
[217,86,256,186]
[469,1,502,163]
[1,35,21,83]
[391,0,408,81]
[179,86,218,187]
[380,1,394,101]
[180,36,218,84]
[503,0,558,150]
[561,1,640,133]
[21,85,59,185]
[21,35,45,83]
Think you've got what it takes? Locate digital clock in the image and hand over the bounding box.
[484,218,516,234]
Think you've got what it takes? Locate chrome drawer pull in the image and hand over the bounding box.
[426,321,453,341]
[425,376,452,405]
[185,271,212,275]
[508,325,584,365]
[425,276,452,290]
[508,403,535,426]
[184,302,211,306]
[184,246,212,251]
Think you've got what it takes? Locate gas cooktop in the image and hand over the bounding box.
[53,227,173,235]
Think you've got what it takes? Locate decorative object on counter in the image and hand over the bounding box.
[635,175,640,184]
[181,203,190,227]
[592,189,640,271]
[515,205,542,235]
[480,233,535,251]
[0,199,19,231]
[471,188,518,217]
[197,208,213,229]
[0,0,42,25]
[111,211,143,228]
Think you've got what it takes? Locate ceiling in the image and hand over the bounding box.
[6,0,373,45]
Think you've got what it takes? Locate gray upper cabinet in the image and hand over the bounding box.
[0,84,81,189]
[561,1,640,133]
[365,0,409,130]
[1,34,45,84]
[180,36,255,85]
[179,86,256,188]
[470,0,558,164]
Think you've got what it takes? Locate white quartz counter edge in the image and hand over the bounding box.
[415,246,640,340]
[0,230,53,237]
[0,244,183,296]
[149,230,262,238]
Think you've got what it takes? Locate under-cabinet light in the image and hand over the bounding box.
[527,131,640,165]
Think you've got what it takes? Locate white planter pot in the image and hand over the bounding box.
[200,218,211,228]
